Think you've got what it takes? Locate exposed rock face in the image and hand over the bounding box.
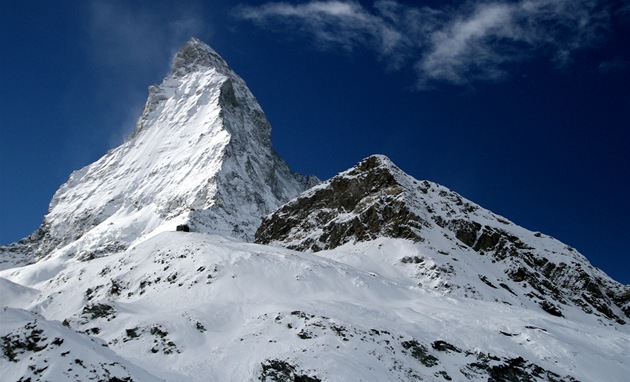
[446,218,630,323]
[0,37,317,268]
[256,155,428,251]
[256,155,630,324]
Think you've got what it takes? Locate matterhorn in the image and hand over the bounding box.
[1,38,628,382]
[1,37,317,270]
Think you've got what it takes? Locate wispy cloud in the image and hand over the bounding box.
[85,1,210,144]
[235,0,615,88]
[87,1,208,77]
[236,1,406,64]
[599,59,629,74]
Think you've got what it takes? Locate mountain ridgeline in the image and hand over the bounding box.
[255,155,629,324]
[1,38,627,382]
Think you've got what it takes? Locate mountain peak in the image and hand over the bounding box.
[352,154,397,173]
[171,37,231,76]
[255,154,428,251]
[0,38,317,268]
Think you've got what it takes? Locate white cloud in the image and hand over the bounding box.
[235,0,614,88]
[235,1,406,60]
[419,3,517,84]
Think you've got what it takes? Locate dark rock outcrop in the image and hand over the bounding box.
[255,155,428,251]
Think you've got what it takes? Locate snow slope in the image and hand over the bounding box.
[2,232,627,381]
[1,307,160,382]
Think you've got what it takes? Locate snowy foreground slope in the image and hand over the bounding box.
[2,232,628,381]
[1,39,628,381]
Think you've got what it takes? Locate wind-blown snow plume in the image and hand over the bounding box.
[235,0,613,87]
[86,1,210,144]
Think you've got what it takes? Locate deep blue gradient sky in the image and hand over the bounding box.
[1,1,629,283]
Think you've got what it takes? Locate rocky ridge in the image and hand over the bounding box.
[256,155,630,325]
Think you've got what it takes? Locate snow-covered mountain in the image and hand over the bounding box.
[256,155,630,327]
[0,37,316,269]
[1,39,628,382]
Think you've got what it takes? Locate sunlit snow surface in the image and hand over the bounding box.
[1,232,628,381]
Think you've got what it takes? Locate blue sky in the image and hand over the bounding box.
[1,1,628,283]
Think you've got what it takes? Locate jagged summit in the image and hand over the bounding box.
[0,38,317,268]
[171,37,232,77]
[256,154,428,249]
